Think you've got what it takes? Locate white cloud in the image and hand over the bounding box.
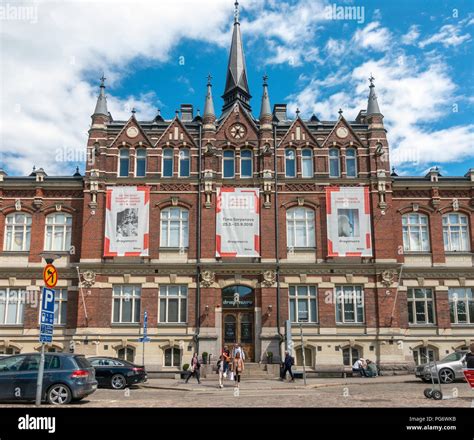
[352,21,391,51]
[419,23,471,48]
[401,25,420,45]
[0,0,236,175]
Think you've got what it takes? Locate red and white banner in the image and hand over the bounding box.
[326,186,372,257]
[216,187,260,257]
[104,186,150,257]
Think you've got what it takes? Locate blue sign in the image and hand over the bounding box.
[39,287,55,343]
[138,311,150,343]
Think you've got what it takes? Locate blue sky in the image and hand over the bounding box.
[1,0,473,176]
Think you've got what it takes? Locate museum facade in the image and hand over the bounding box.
[0,5,473,372]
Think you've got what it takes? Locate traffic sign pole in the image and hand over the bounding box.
[35,343,46,406]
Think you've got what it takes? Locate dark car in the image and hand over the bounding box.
[88,356,147,389]
[0,353,97,405]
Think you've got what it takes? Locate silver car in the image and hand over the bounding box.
[415,351,468,384]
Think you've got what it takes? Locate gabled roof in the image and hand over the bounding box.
[109,114,154,147]
[217,101,259,135]
[321,114,366,148]
[154,116,196,147]
[277,116,320,147]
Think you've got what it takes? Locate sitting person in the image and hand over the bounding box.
[352,358,369,377]
[366,359,378,377]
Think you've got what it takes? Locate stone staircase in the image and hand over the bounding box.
[240,362,279,379]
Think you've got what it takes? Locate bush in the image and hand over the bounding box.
[182,363,190,371]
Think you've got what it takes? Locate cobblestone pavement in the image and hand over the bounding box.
[1,376,473,407]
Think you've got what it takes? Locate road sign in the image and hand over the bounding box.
[43,264,58,288]
[39,287,55,343]
[138,311,150,343]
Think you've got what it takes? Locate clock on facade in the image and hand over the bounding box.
[336,126,349,139]
[126,126,139,138]
[229,123,246,140]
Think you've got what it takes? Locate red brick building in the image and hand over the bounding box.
[1,7,473,374]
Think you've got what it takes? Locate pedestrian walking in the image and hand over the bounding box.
[222,345,231,375]
[185,353,201,384]
[280,350,295,382]
[217,355,225,388]
[232,351,245,388]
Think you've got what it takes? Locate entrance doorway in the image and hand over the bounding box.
[222,285,255,361]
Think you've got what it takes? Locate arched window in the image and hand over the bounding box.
[443,213,469,251]
[301,148,313,178]
[413,346,437,366]
[345,147,357,178]
[4,213,32,251]
[223,150,235,178]
[286,207,315,248]
[402,213,430,252]
[179,149,190,177]
[329,148,340,177]
[118,148,130,177]
[285,149,296,178]
[164,347,181,367]
[117,346,135,363]
[160,207,189,248]
[240,149,253,178]
[162,148,174,177]
[135,148,146,177]
[44,213,72,251]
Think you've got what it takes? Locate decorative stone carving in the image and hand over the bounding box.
[15,199,21,211]
[262,270,276,287]
[81,270,96,288]
[380,269,396,287]
[200,270,215,287]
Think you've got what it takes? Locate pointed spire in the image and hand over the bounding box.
[259,74,271,119]
[203,74,215,119]
[222,1,251,113]
[367,74,381,115]
[93,74,108,116]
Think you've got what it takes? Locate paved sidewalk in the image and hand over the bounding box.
[141,374,417,392]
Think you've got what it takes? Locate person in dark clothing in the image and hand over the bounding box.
[465,343,474,369]
[185,353,201,384]
[280,351,295,382]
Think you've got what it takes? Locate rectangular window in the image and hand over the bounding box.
[335,286,364,324]
[449,288,474,324]
[135,149,146,177]
[402,214,430,252]
[4,214,32,251]
[443,214,469,252]
[179,150,190,177]
[407,288,435,325]
[112,286,141,324]
[54,289,68,325]
[119,149,129,177]
[159,285,187,323]
[162,149,174,177]
[0,288,25,325]
[289,286,317,323]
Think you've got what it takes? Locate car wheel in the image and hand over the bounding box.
[47,384,72,405]
[111,374,126,390]
[438,368,455,384]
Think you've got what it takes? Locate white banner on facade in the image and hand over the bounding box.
[104,186,150,257]
[326,186,372,257]
[216,187,260,257]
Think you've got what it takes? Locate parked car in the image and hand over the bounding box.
[415,351,468,384]
[0,353,97,404]
[88,356,147,389]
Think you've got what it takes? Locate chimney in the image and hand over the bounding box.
[273,104,287,122]
[181,104,193,121]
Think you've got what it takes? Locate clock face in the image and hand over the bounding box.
[126,126,139,139]
[230,124,246,140]
[336,126,348,139]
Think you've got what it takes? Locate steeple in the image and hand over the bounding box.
[367,74,381,116]
[203,74,216,122]
[222,1,251,113]
[259,74,271,120]
[93,75,108,116]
